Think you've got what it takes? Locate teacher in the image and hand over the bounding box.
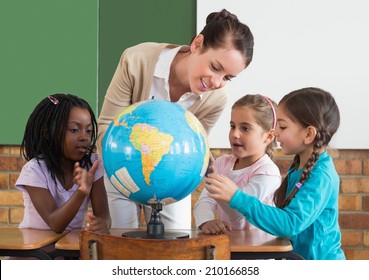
[97,9,254,229]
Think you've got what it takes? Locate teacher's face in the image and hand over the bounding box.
[188,35,246,95]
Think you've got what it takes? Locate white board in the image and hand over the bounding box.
[198,0,369,149]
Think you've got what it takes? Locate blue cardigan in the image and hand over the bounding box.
[229,151,345,260]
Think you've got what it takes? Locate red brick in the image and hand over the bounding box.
[19,158,26,169]
[0,146,10,155]
[0,174,8,190]
[0,191,23,206]
[364,232,369,246]
[0,208,8,223]
[343,248,369,260]
[363,196,369,211]
[341,177,369,193]
[9,207,23,224]
[9,173,20,189]
[327,149,339,158]
[341,230,362,246]
[339,150,369,159]
[9,146,21,156]
[339,195,362,211]
[0,157,25,172]
[334,159,362,175]
[0,157,15,171]
[364,160,369,176]
[339,213,369,229]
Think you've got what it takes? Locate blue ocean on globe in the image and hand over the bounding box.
[102,99,210,206]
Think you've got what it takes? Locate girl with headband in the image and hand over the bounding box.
[194,94,280,234]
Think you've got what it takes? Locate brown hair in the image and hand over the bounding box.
[273,87,340,208]
[198,9,254,67]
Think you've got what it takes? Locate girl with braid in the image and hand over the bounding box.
[16,94,111,234]
[205,87,345,260]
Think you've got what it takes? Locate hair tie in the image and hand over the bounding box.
[295,182,303,189]
[263,96,276,130]
[48,95,59,105]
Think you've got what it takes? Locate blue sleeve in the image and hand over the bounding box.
[229,166,335,237]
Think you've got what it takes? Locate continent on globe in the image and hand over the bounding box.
[130,123,174,186]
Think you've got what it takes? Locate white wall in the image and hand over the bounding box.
[198,0,369,149]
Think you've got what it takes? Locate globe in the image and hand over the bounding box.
[102,99,210,207]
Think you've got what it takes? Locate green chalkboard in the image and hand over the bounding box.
[0,0,98,144]
[98,0,196,112]
[0,0,195,145]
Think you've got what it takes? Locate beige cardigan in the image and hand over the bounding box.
[97,42,229,153]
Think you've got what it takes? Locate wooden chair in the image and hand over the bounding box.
[79,230,231,260]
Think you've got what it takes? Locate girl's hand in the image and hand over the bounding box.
[204,173,238,203]
[200,219,232,235]
[85,212,110,234]
[73,160,99,196]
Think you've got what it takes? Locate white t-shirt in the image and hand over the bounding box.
[15,153,104,230]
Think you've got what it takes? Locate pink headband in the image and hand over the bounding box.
[263,96,276,130]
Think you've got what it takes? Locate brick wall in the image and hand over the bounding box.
[1,145,368,259]
[0,146,25,225]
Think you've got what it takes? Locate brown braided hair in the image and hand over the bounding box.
[273,87,340,208]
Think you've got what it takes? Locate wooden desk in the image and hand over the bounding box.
[54,228,303,260]
[0,228,67,260]
[225,229,303,259]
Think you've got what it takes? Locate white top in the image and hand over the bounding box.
[15,153,104,230]
[194,154,281,230]
[150,46,201,108]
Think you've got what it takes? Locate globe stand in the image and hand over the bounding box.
[122,202,190,239]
